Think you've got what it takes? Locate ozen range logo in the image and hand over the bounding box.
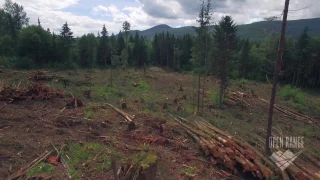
[269,136,304,170]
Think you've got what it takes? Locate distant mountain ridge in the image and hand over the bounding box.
[129,18,320,40]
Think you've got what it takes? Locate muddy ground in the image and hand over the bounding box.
[0,68,319,179]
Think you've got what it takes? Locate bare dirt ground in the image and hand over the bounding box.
[0,68,319,179]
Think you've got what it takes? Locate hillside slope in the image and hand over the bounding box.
[129,18,320,40]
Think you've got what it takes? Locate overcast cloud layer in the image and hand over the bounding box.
[0,0,319,36]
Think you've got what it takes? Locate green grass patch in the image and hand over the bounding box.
[209,90,220,106]
[137,81,149,91]
[27,162,55,178]
[84,109,95,119]
[238,78,250,84]
[63,142,119,179]
[91,86,118,100]
[181,166,196,176]
[131,151,157,170]
[279,85,306,108]
[302,126,313,138]
[185,104,195,114]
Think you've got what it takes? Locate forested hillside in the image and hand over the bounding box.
[1,0,320,89]
[130,18,320,40]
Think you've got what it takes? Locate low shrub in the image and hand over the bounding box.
[279,85,306,108]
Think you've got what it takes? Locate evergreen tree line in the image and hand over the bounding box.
[1,0,320,89]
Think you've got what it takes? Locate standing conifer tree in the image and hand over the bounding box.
[97,25,110,66]
[60,22,73,61]
[214,16,237,108]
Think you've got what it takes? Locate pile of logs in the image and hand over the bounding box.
[29,71,56,81]
[0,82,63,103]
[171,116,319,180]
[228,90,319,127]
[259,98,319,126]
[171,115,274,179]
[226,90,253,108]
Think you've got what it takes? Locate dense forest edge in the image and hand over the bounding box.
[1,0,320,90]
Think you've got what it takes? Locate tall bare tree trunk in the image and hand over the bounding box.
[292,71,296,85]
[296,60,302,86]
[110,68,113,87]
[201,75,205,114]
[193,75,196,112]
[219,53,226,108]
[265,0,290,155]
[197,74,201,112]
[219,33,227,108]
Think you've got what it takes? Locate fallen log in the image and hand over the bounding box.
[196,118,256,160]
[258,98,318,126]
[302,153,320,168]
[195,120,232,147]
[294,161,320,180]
[198,117,233,139]
[253,159,273,178]
[7,150,53,180]
[197,117,284,179]
[106,103,134,122]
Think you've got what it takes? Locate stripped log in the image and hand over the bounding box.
[172,115,282,179]
[106,103,134,122]
[195,120,232,147]
[302,153,320,168]
[7,150,53,180]
[258,98,318,126]
[253,159,273,178]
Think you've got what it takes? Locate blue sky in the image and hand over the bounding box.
[0,0,319,36]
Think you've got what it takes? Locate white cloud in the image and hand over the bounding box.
[0,0,120,36]
[0,0,78,10]
[0,0,319,37]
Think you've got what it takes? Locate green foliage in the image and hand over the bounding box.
[84,109,94,119]
[52,61,78,70]
[209,90,220,106]
[1,0,320,91]
[63,142,115,179]
[137,81,149,91]
[132,152,157,170]
[78,33,98,68]
[1,56,35,69]
[279,85,306,107]
[97,25,111,66]
[181,166,196,176]
[302,126,313,138]
[2,0,29,41]
[238,78,250,84]
[17,25,52,65]
[0,56,13,67]
[0,35,15,56]
[185,104,194,114]
[91,86,117,100]
[238,39,250,78]
[14,56,35,69]
[279,85,306,105]
[27,162,55,177]
[111,53,121,67]
[120,48,129,67]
